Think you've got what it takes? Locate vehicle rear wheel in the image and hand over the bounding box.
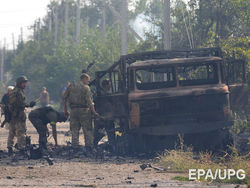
[184,128,233,152]
[115,128,233,155]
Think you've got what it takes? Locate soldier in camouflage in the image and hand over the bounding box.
[62,73,99,153]
[28,106,67,150]
[7,76,36,156]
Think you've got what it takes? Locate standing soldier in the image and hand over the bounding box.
[0,86,14,128]
[7,76,36,156]
[28,106,67,151]
[63,73,99,154]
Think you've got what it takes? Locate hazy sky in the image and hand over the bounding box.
[0,0,150,49]
[0,0,51,49]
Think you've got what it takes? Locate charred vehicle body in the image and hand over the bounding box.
[92,48,247,152]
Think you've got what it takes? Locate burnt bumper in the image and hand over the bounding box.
[133,120,234,135]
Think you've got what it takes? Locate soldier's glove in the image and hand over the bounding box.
[29,101,36,107]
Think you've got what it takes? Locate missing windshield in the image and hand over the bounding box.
[136,67,176,90]
[177,63,218,86]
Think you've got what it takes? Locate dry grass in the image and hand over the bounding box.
[158,137,250,184]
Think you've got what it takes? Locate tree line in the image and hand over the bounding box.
[1,0,249,101]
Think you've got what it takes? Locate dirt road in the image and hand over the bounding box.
[0,115,247,188]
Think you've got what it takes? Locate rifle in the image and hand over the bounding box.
[82,61,97,74]
[1,106,11,128]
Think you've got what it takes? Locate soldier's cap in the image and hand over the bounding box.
[16,76,28,84]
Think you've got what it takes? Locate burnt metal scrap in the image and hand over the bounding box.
[92,48,248,152]
[90,48,222,88]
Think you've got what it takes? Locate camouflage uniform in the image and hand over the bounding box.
[63,81,94,148]
[28,107,66,149]
[7,87,29,150]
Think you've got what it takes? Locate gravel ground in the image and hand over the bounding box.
[0,113,247,188]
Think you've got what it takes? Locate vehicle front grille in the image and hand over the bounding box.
[137,94,230,127]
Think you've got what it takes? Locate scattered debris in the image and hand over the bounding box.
[140,163,164,171]
[61,184,97,187]
[27,145,43,160]
[126,176,134,180]
[140,164,148,170]
[125,180,132,184]
[96,177,104,180]
[66,141,72,146]
[44,156,53,165]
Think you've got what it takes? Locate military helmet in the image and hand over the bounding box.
[16,76,28,85]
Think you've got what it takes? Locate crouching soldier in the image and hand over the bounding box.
[28,106,67,150]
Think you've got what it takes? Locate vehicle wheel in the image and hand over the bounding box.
[184,128,233,152]
[127,134,178,154]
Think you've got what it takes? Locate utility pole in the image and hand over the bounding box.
[20,27,23,43]
[33,21,37,41]
[65,0,69,45]
[102,0,106,40]
[37,18,41,46]
[49,11,52,32]
[75,0,81,45]
[121,0,127,55]
[12,33,15,52]
[0,41,5,83]
[54,4,58,45]
[163,0,171,50]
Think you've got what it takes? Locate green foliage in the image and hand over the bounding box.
[4,0,249,102]
[221,36,250,61]
[231,111,248,135]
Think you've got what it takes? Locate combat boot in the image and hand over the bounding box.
[85,146,96,158]
[7,147,13,156]
[17,149,28,159]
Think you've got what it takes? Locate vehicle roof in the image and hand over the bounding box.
[129,56,222,68]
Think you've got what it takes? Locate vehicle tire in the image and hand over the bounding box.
[184,128,233,152]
